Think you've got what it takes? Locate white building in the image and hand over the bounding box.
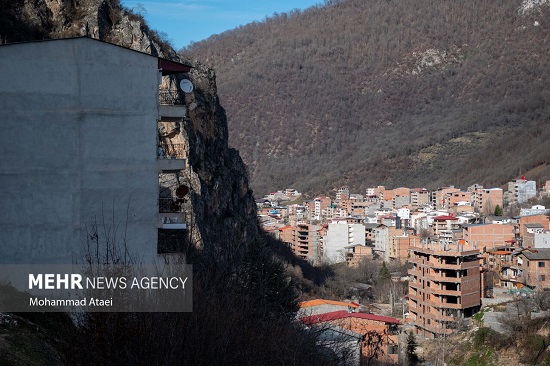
[520,205,550,217]
[324,221,366,263]
[535,232,550,249]
[0,37,192,263]
[506,178,537,204]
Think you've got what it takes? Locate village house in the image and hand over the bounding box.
[515,248,550,290]
[301,310,401,365]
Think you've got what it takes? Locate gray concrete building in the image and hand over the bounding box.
[0,37,191,264]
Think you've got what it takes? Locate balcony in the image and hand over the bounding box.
[158,143,185,160]
[422,310,460,323]
[429,261,480,271]
[159,197,185,213]
[159,89,185,106]
[425,287,461,297]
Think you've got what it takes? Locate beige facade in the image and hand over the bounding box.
[473,188,503,214]
[462,224,515,252]
[411,188,431,208]
[278,224,320,263]
[388,234,419,263]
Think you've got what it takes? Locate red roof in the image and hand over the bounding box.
[300,310,401,325]
[433,215,458,221]
[158,58,192,75]
[492,250,512,255]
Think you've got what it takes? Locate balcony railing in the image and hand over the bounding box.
[159,197,185,213]
[158,143,186,159]
[159,89,185,106]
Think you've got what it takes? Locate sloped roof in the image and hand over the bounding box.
[299,299,360,309]
[492,250,512,255]
[300,310,401,325]
[0,36,193,74]
[521,248,550,260]
[433,215,458,221]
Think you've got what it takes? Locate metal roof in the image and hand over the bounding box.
[520,248,550,260]
[300,310,401,325]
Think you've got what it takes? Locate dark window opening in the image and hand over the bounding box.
[158,229,187,254]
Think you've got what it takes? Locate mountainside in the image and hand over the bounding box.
[183,0,550,196]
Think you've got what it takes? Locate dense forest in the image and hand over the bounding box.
[183,0,550,196]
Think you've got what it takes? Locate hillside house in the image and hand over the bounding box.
[301,311,401,365]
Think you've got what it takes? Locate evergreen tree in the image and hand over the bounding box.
[494,204,503,216]
[406,331,419,366]
[379,261,391,281]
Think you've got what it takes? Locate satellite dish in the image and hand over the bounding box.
[179,79,194,93]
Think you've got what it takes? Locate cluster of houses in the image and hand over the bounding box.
[259,178,550,340]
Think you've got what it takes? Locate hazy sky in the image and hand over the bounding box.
[121,1,323,50]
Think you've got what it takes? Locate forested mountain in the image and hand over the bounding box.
[183,0,550,196]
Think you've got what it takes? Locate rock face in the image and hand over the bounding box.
[182,63,259,251]
[1,0,259,250]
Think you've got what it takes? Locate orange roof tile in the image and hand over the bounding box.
[278,226,295,231]
[492,250,512,255]
[299,299,360,309]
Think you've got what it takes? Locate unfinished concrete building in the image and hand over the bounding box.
[408,240,481,338]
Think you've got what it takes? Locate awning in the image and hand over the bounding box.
[158,58,192,75]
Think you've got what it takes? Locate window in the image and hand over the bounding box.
[539,262,546,268]
[157,229,187,254]
[539,275,546,281]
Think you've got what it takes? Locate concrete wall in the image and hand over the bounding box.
[0,38,161,264]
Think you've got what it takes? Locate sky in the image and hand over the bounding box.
[121,1,324,50]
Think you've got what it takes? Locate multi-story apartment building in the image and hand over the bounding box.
[461,223,515,252]
[431,187,460,209]
[278,224,320,263]
[312,196,332,221]
[388,234,419,263]
[324,220,366,263]
[336,186,350,201]
[0,37,192,263]
[366,186,385,200]
[444,191,472,210]
[506,177,537,204]
[411,188,431,208]
[431,215,461,245]
[408,240,481,338]
[472,188,503,214]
